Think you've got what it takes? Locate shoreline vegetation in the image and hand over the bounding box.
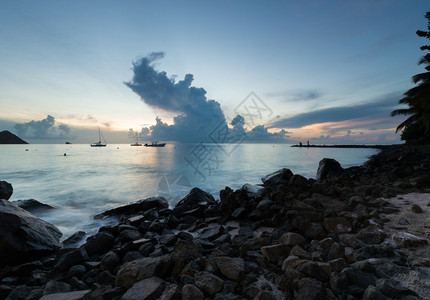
[291,144,393,149]
[1,144,430,299]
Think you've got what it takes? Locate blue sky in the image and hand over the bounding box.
[0,0,428,143]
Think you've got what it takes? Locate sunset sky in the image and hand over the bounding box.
[0,0,429,144]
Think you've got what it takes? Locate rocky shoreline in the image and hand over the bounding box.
[1,144,430,299]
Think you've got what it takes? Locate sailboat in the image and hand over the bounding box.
[91,128,107,147]
[131,135,142,146]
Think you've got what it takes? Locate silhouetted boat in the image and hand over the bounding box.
[131,135,142,146]
[144,141,166,147]
[91,128,106,147]
[65,142,72,144]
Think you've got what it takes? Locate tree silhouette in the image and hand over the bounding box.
[391,11,430,144]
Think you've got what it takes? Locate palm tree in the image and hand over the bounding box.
[391,12,430,144]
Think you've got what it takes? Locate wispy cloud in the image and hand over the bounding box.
[13,115,71,139]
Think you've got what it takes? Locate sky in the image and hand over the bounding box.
[0,0,429,144]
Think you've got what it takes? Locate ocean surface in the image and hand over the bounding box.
[0,143,379,240]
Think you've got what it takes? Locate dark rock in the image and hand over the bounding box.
[214,256,245,281]
[39,290,90,300]
[54,248,89,271]
[0,199,62,265]
[160,283,181,300]
[0,130,28,144]
[411,204,423,213]
[181,284,204,300]
[12,199,55,212]
[82,231,115,256]
[316,158,344,181]
[376,278,418,298]
[362,285,385,300]
[261,244,290,264]
[0,181,13,200]
[296,278,326,300]
[324,217,352,234]
[173,188,216,217]
[171,240,204,275]
[356,226,386,245]
[100,250,120,272]
[115,254,171,288]
[280,232,306,247]
[62,231,86,248]
[392,232,428,248]
[122,277,165,300]
[261,168,294,186]
[66,264,86,278]
[94,197,168,219]
[43,280,72,295]
[194,271,224,296]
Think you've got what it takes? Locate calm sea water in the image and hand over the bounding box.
[0,143,378,240]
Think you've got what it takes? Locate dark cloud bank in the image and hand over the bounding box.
[125,52,288,143]
[14,115,71,140]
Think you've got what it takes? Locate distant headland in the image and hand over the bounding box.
[292,143,392,149]
[0,130,28,144]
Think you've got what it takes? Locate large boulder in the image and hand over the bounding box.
[0,199,62,265]
[261,168,294,186]
[316,158,344,181]
[0,181,13,200]
[172,188,216,217]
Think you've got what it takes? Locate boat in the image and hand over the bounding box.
[91,128,107,147]
[144,141,166,147]
[65,142,72,144]
[131,135,142,146]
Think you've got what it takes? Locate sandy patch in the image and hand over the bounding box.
[381,193,430,299]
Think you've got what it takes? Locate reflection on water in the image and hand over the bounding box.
[0,143,378,239]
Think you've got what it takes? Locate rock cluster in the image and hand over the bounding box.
[1,145,430,299]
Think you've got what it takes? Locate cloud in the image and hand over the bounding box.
[125,52,288,143]
[269,92,401,129]
[266,89,323,102]
[13,115,71,139]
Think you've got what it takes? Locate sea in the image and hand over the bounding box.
[0,143,379,241]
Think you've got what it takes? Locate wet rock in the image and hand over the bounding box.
[82,231,115,256]
[122,277,165,300]
[214,256,245,281]
[376,278,417,298]
[356,226,386,245]
[62,231,86,248]
[324,217,352,234]
[13,199,55,212]
[95,196,168,218]
[279,232,306,247]
[160,283,181,300]
[43,280,72,295]
[362,285,385,300]
[0,199,62,265]
[261,168,294,186]
[54,248,89,271]
[100,250,120,272]
[0,180,13,200]
[173,188,216,217]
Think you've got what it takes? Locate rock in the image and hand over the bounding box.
[39,290,90,300]
[376,278,417,298]
[279,232,306,247]
[181,284,204,300]
[116,254,171,288]
[261,244,290,264]
[43,280,72,295]
[160,283,181,300]
[173,188,216,217]
[0,181,13,200]
[122,277,165,300]
[392,232,428,248]
[296,278,326,300]
[82,231,115,256]
[100,250,120,272]
[0,199,62,265]
[95,196,168,218]
[411,204,423,213]
[194,271,224,296]
[54,248,89,271]
[12,199,55,212]
[62,231,86,248]
[214,256,245,281]
[362,285,385,300]
[324,217,352,234]
[316,158,343,181]
[356,226,386,245]
[261,168,294,186]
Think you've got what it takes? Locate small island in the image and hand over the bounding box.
[0,130,28,144]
